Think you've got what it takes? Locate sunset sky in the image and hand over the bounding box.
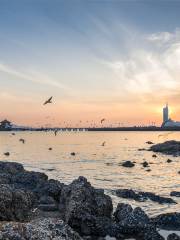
[0,0,180,127]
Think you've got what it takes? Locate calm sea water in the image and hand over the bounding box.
[0,131,180,216]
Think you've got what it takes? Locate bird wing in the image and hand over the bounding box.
[43,96,53,105]
[48,96,53,102]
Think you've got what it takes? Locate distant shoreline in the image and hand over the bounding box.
[1,126,180,132]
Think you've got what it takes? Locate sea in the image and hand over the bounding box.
[0,130,180,218]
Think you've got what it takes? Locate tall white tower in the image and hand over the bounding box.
[163,103,169,123]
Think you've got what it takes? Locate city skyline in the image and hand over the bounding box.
[0,1,180,126]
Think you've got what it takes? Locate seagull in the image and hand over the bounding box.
[43,96,53,105]
[102,141,106,146]
[101,118,105,124]
[19,138,25,144]
[54,129,58,136]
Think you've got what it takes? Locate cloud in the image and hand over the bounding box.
[0,63,72,91]
[146,31,174,43]
[103,29,180,102]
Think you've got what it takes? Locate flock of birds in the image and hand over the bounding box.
[42,96,107,146]
[2,96,175,157]
[3,96,107,157]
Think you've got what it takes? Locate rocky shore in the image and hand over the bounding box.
[149,140,180,156]
[0,161,179,240]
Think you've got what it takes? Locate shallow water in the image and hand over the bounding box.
[0,131,180,216]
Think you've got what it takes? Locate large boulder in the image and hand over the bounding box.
[149,141,180,156]
[12,171,48,190]
[0,162,24,175]
[114,203,150,234]
[0,184,35,221]
[59,176,113,236]
[0,218,83,240]
[113,189,176,204]
[152,212,180,230]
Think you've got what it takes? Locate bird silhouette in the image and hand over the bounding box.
[19,138,25,144]
[43,96,53,105]
[101,118,105,124]
[54,129,58,136]
[102,141,106,146]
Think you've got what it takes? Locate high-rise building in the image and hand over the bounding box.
[163,103,169,123]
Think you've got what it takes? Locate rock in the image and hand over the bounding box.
[34,179,64,201]
[0,161,24,174]
[167,159,173,163]
[0,184,35,221]
[121,161,135,168]
[138,227,164,240]
[48,147,52,150]
[4,152,10,156]
[152,154,157,158]
[0,218,83,239]
[167,233,180,240]
[59,176,113,236]
[12,171,48,190]
[38,195,58,211]
[114,203,150,234]
[71,152,76,156]
[170,191,180,197]
[142,161,149,167]
[113,189,176,204]
[0,173,12,184]
[138,148,146,151]
[149,141,180,156]
[152,212,180,230]
[146,141,154,145]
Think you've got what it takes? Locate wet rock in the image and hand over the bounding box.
[167,233,180,240]
[152,154,157,158]
[152,212,180,230]
[4,152,10,156]
[167,159,173,163]
[0,218,83,240]
[71,152,76,156]
[170,191,180,197]
[121,161,135,168]
[59,176,113,236]
[138,148,146,151]
[146,141,154,145]
[114,203,150,234]
[142,161,149,167]
[113,189,176,204]
[149,141,180,156]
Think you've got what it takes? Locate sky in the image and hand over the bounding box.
[0,0,180,127]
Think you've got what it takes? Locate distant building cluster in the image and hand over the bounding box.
[0,120,12,130]
[162,104,180,127]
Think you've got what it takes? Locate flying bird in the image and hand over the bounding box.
[19,138,25,144]
[101,118,105,124]
[43,96,53,105]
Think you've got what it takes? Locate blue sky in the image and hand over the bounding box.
[0,0,180,126]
